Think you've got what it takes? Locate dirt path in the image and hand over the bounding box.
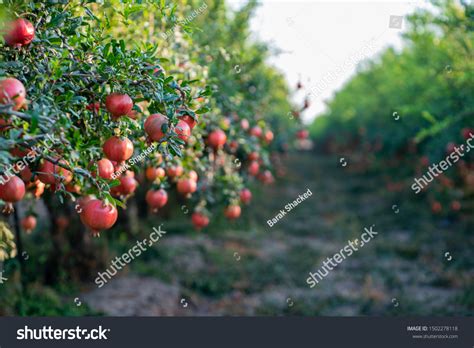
[82,153,472,316]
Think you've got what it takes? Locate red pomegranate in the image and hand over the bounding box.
[188,170,198,182]
[0,117,11,131]
[462,128,473,140]
[86,102,100,113]
[56,215,70,232]
[37,160,73,185]
[240,119,250,130]
[166,165,183,178]
[175,120,191,142]
[248,152,259,161]
[145,189,168,211]
[451,200,461,211]
[146,167,165,181]
[80,199,118,236]
[191,212,209,230]
[240,188,252,204]
[178,111,198,129]
[0,78,26,110]
[177,178,197,195]
[259,170,274,185]
[250,126,262,138]
[264,130,274,143]
[144,113,168,142]
[77,196,94,212]
[224,205,241,220]
[248,161,260,176]
[208,129,227,149]
[20,166,32,182]
[111,176,137,196]
[105,93,133,118]
[21,215,36,233]
[446,142,457,154]
[65,183,81,194]
[103,136,134,162]
[296,130,309,140]
[229,140,239,152]
[97,158,114,180]
[431,201,442,214]
[0,175,25,202]
[3,18,35,47]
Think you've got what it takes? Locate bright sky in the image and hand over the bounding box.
[228,0,431,123]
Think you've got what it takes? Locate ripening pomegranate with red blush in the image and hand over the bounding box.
[0,176,25,203]
[103,136,134,162]
[80,199,118,236]
[0,78,26,110]
[208,129,227,149]
[144,113,168,142]
[145,189,168,211]
[105,93,133,118]
[175,120,191,142]
[3,18,35,47]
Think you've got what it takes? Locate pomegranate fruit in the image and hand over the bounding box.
[0,78,26,110]
[224,205,241,220]
[175,120,191,142]
[56,215,70,232]
[80,199,118,235]
[248,152,259,161]
[192,212,209,230]
[97,158,114,180]
[240,188,252,204]
[431,201,442,214]
[146,167,165,181]
[37,160,73,185]
[240,119,250,130]
[250,126,262,138]
[0,175,26,202]
[208,129,227,149]
[86,102,100,113]
[451,200,461,211]
[296,130,309,140]
[145,188,168,211]
[144,113,168,141]
[21,215,36,233]
[248,161,260,176]
[166,165,183,178]
[188,170,198,182]
[103,136,134,162]
[462,128,473,140]
[259,170,274,185]
[178,111,198,129]
[111,176,137,196]
[105,93,133,118]
[4,18,35,47]
[264,130,274,143]
[177,178,197,195]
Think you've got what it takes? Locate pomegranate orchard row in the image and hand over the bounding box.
[0,0,298,250]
